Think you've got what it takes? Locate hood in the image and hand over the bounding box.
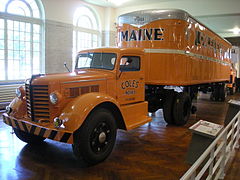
[30,69,115,85]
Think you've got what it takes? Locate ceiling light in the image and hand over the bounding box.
[230,27,240,35]
[107,0,129,6]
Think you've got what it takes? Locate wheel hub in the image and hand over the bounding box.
[98,132,106,143]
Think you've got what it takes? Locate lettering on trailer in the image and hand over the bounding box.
[120,28,164,42]
[194,30,230,58]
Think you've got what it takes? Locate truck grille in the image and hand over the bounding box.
[25,84,50,122]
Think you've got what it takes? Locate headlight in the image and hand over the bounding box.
[16,88,22,98]
[49,92,58,104]
[16,86,25,99]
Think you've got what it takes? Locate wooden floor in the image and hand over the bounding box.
[0,93,240,180]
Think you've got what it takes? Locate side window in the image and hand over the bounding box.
[120,56,140,71]
[195,31,201,46]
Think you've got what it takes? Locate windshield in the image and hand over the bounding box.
[76,53,117,70]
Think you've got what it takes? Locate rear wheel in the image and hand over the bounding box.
[13,128,45,144]
[211,85,220,101]
[72,108,117,165]
[229,87,234,95]
[163,91,176,125]
[173,92,191,126]
[219,84,226,101]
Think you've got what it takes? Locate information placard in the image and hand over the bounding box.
[189,120,223,138]
[228,99,240,106]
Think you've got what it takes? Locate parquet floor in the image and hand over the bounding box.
[0,93,239,180]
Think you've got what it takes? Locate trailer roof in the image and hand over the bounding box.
[118,9,231,46]
[118,9,189,26]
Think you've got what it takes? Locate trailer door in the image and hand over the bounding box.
[117,55,144,105]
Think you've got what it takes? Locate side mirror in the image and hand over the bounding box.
[64,62,70,72]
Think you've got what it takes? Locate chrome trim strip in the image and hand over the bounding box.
[144,48,231,66]
[118,9,189,27]
[63,78,106,84]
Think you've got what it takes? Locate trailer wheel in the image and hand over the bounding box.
[13,128,45,144]
[173,92,191,126]
[219,84,226,101]
[72,108,117,165]
[229,88,234,95]
[211,86,220,101]
[163,91,176,125]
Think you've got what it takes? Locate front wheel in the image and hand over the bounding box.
[13,128,46,144]
[72,108,117,165]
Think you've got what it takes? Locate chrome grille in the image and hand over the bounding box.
[25,84,50,122]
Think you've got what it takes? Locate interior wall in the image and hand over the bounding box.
[41,0,112,74]
[102,7,117,47]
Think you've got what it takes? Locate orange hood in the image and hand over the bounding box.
[31,69,115,85]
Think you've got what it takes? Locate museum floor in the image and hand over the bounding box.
[0,93,240,180]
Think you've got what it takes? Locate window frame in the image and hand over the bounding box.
[73,6,101,70]
[119,56,141,72]
[0,0,44,81]
[75,52,117,71]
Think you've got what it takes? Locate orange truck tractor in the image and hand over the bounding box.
[3,9,232,165]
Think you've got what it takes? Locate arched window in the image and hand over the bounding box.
[0,0,44,81]
[73,6,100,68]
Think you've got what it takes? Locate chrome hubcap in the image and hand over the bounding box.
[90,121,111,153]
[99,132,106,143]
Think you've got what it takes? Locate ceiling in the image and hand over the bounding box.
[84,0,179,8]
[83,0,240,38]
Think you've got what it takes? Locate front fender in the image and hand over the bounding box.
[8,97,27,119]
[59,92,122,132]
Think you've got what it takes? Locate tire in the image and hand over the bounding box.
[219,84,226,101]
[191,105,197,114]
[14,128,45,144]
[173,92,191,126]
[228,88,233,95]
[72,108,117,165]
[148,96,160,113]
[163,91,176,125]
[211,86,219,101]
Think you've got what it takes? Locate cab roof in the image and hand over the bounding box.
[78,47,145,55]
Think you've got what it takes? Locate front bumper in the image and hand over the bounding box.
[2,113,73,144]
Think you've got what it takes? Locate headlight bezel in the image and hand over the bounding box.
[16,88,22,98]
[16,86,25,99]
[49,92,61,105]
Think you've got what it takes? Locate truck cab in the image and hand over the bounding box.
[3,47,151,165]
